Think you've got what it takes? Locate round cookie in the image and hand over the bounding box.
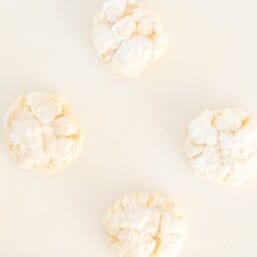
[103,192,186,257]
[4,92,84,172]
[185,109,257,186]
[91,0,168,77]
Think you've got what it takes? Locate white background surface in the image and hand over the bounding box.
[0,0,257,256]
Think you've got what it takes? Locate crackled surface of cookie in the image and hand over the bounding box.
[91,0,168,77]
[185,109,257,186]
[103,192,186,257]
[4,92,84,172]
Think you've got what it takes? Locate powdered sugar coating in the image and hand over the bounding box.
[103,192,186,257]
[91,0,168,77]
[4,92,84,172]
[185,109,257,186]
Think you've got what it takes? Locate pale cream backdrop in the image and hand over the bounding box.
[0,0,257,256]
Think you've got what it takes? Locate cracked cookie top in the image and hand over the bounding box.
[91,0,168,77]
[4,92,84,172]
[103,192,186,257]
[185,109,257,186]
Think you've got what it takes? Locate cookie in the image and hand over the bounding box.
[185,109,257,186]
[91,0,168,77]
[103,192,186,257]
[4,92,84,172]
